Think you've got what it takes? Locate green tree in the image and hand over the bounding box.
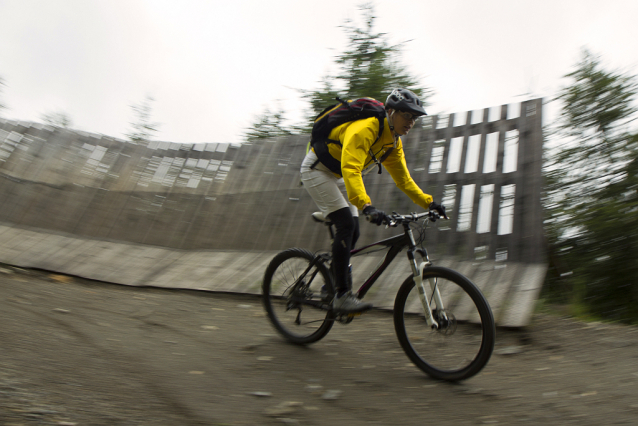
[41,110,73,128]
[243,106,293,142]
[544,49,638,323]
[297,77,341,132]
[299,2,431,129]
[127,95,160,145]
[335,4,429,102]
[244,2,431,137]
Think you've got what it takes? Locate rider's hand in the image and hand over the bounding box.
[363,205,386,226]
[429,201,448,220]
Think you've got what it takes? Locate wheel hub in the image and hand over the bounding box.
[435,309,457,335]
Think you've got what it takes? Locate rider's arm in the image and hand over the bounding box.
[340,118,378,210]
[382,139,433,210]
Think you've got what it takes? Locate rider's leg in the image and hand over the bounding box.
[300,161,350,291]
[352,215,360,248]
[327,207,355,295]
[347,215,359,290]
[300,152,371,312]
[327,208,371,312]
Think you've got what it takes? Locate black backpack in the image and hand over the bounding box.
[308,97,389,176]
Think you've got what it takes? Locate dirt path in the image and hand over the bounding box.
[1,267,637,425]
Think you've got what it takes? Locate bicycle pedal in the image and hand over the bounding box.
[347,312,363,318]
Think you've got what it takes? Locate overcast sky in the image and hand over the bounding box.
[1,0,637,144]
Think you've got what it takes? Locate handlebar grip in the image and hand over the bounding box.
[364,211,386,226]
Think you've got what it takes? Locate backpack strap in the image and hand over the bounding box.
[366,118,388,174]
[368,146,394,174]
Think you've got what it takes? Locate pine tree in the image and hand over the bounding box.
[41,111,73,128]
[127,96,160,145]
[544,50,638,322]
[244,3,431,138]
[244,106,293,142]
[298,3,431,129]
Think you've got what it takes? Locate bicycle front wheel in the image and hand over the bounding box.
[263,248,335,344]
[394,266,495,381]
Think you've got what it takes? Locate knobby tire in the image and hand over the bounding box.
[393,266,495,381]
[262,248,335,344]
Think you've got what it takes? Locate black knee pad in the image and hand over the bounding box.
[352,216,360,248]
[328,207,355,239]
[327,208,356,291]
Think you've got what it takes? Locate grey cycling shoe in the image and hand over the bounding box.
[332,291,372,313]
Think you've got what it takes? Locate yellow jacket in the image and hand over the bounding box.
[321,116,433,211]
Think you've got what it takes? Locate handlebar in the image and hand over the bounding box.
[365,210,445,227]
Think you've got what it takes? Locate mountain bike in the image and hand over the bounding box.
[262,210,495,381]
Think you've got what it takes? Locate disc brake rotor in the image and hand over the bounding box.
[435,309,457,335]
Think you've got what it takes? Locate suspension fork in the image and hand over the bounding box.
[406,228,441,330]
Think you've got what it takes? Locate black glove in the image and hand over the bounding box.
[429,201,448,219]
[363,205,386,226]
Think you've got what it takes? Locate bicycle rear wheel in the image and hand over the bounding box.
[263,248,335,344]
[394,266,495,381]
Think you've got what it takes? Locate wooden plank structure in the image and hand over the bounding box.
[0,98,546,326]
[358,98,545,264]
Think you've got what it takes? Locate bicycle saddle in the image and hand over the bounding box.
[311,212,331,224]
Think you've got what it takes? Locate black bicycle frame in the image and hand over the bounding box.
[350,223,424,299]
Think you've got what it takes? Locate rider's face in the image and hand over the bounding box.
[390,109,418,136]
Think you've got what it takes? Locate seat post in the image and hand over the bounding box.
[311,212,335,244]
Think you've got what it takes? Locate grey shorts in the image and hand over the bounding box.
[300,151,358,218]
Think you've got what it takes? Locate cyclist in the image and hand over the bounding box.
[300,88,446,313]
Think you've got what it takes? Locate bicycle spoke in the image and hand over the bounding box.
[394,267,495,381]
[263,249,334,344]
